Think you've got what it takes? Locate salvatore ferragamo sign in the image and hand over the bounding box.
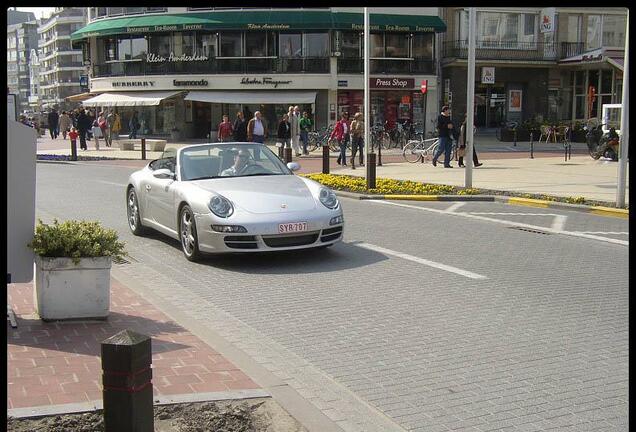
[240,77,293,88]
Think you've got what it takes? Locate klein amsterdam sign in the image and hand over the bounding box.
[146,52,209,63]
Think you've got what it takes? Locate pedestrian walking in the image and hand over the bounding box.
[47,109,59,139]
[289,105,302,156]
[129,111,140,139]
[299,111,312,155]
[457,115,483,168]
[277,113,291,149]
[91,118,102,150]
[58,111,72,140]
[98,111,110,147]
[329,112,350,166]
[233,111,248,142]
[217,114,234,142]
[105,109,115,146]
[350,112,365,169]
[247,111,268,143]
[432,105,454,168]
[77,108,90,150]
[111,110,121,140]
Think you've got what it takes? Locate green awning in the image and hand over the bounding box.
[71,11,446,40]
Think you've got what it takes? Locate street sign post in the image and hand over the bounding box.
[420,80,428,94]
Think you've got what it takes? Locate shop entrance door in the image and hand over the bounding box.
[193,102,211,139]
[475,84,505,127]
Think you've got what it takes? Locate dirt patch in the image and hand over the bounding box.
[7,398,307,432]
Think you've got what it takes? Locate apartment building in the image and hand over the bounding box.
[7,13,38,113]
[37,7,87,111]
[439,7,626,127]
[71,7,445,139]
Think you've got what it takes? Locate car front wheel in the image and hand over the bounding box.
[127,188,146,236]
[179,205,202,262]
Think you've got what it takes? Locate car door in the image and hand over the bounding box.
[146,156,177,231]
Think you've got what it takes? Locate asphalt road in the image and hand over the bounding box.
[35,162,628,432]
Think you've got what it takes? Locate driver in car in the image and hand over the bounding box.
[220,149,261,177]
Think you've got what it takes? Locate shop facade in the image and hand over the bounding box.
[72,8,446,140]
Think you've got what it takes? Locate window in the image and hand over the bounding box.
[339,31,361,58]
[108,7,124,16]
[131,37,148,60]
[600,69,613,94]
[412,33,433,58]
[220,32,242,57]
[280,33,301,57]
[117,38,132,61]
[245,32,266,57]
[567,15,582,42]
[385,34,409,57]
[174,32,195,56]
[586,15,601,50]
[148,34,172,58]
[370,33,384,57]
[199,33,217,58]
[104,38,117,61]
[602,15,626,47]
[304,33,329,57]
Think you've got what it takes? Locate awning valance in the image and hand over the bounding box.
[185,91,317,105]
[71,11,446,40]
[65,92,100,102]
[82,91,182,107]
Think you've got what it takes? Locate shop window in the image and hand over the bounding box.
[338,31,361,58]
[148,34,172,58]
[385,34,409,57]
[131,36,148,60]
[600,69,613,94]
[304,33,329,57]
[280,33,301,57]
[104,38,117,61]
[117,38,132,61]
[220,32,242,57]
[174,33,196,56]
[370,33,384,57]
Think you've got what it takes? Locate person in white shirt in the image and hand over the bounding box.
[290,105,302,156]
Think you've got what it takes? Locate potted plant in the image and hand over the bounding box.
[27,219,127,321]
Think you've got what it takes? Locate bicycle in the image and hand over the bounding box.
[402,137,440,163]
[306,125,333,152]
[370,125,391,151]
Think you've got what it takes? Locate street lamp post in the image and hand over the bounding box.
[364,8,375,189]
[616,12,629,208]
[465,8,476,188]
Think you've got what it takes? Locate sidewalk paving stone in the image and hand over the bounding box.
[7,276,259,411]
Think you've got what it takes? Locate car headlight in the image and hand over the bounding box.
[318,188,339,209]
[208,195,234,218]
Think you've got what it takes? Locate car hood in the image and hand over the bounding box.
[192,175,317,214]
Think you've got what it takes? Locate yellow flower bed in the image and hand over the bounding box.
[303,173,456,195]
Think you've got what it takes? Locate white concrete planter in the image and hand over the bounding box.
[34,256,112,321]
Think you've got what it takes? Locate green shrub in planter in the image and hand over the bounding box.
[28,219,127,265]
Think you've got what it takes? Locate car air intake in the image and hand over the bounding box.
[262,233,319,248]
[224,235,258,249]
[320,226,343,242]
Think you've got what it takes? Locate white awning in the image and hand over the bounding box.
[185,91,317,105]
[82,91,183,107]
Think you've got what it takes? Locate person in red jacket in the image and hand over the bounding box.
[329,112,351,166]
[217,114,234,142]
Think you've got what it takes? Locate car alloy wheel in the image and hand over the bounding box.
[180,205,202,261]
[127,188,146,235]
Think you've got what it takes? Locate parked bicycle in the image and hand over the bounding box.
[402,137,440,163]
[306,124,333,152]
[370,124,391,151]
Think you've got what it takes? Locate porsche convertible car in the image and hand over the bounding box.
[126,142,344,261]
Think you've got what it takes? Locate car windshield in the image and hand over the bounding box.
[179,143,291,181]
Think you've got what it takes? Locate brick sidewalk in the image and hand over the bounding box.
[7,277,259,410]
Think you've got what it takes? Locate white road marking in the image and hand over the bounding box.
[505,146,522,151]
[97,180,127,187]
[572,231,629,235]
[446,202,466,213]
[370,200,628,246]
[551,214,568,231]
[468,212,559,216]
[355,242,488,280]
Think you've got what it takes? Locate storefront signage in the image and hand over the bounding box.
[247,23,291,30]
[173,79,208,86]
[481,67,495,84]
[351,24,435,32]
[540,8,556,33]
[369,78,415,89]
[146,52,209,63]
[111,80,155,88]
[338,80,348,87]
[240,77,292,88]
[582,53,603,62]
[508,90,522,112]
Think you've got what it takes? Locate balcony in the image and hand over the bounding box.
[442,40,559,61]
[92,57,330,77]
[337,58,435,75]
[560,42,585,59]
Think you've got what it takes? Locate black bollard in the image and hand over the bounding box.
[377,141,382,166]
[102,329,154,432]
[284,147,292,164]
[278,145,284,160]
[141,138,146,160]
[322,145,330,174]
[530,132,534,159]
[513,128,517,146]
[367,153,376,190]
[70,139,77,161]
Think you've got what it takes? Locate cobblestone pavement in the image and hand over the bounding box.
[32,162,629,431]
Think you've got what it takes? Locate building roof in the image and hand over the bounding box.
[71,10,446,40]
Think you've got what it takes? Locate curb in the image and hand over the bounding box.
[36,160,74,165]
[334,191,629,219]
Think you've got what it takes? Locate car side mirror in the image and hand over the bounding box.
[287,162,300,172]
[153,168,175,179]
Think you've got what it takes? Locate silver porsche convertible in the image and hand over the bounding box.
[126,142,344,261]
